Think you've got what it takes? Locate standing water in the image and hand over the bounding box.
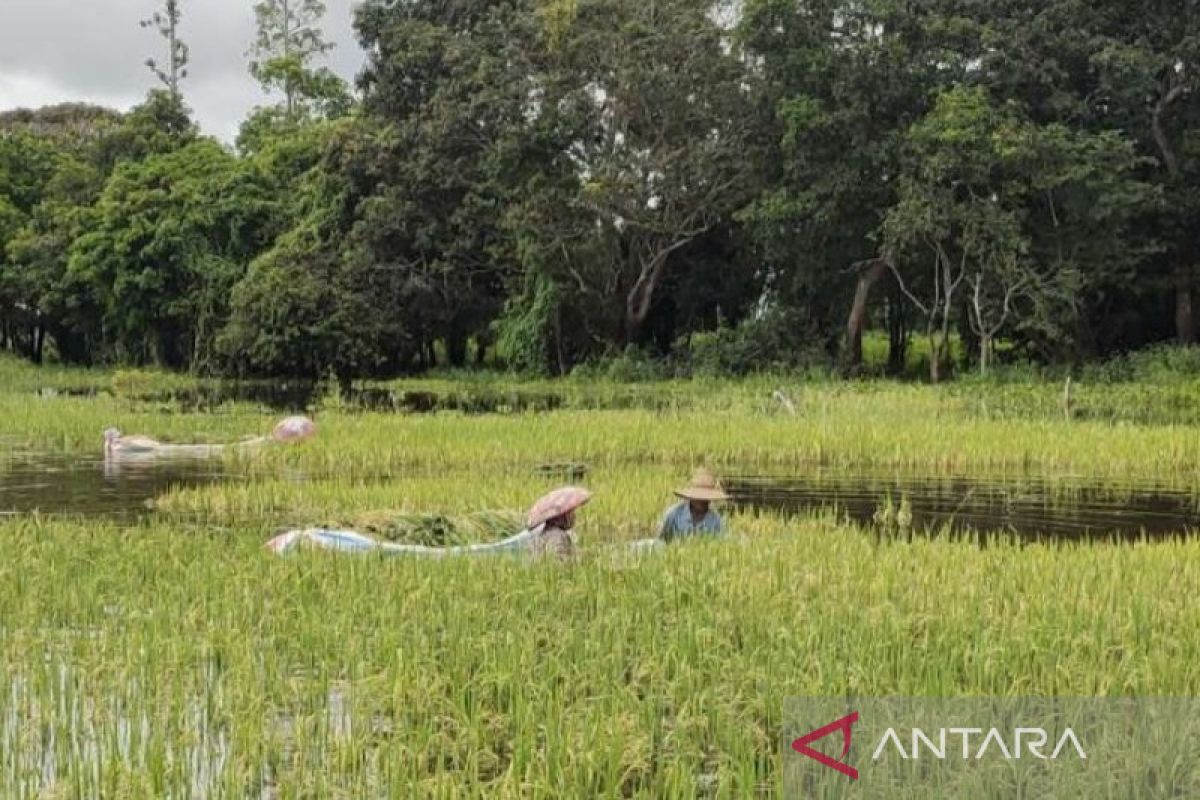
[725,471,1200,541]
[0,445,229,519]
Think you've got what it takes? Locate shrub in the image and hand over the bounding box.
[682,308,827,376]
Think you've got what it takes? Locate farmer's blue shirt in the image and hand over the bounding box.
[659,501,724,542]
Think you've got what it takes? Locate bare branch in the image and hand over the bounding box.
[886,259,932,317]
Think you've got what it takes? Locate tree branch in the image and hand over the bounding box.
[1152,75,1192,180]
[886,257,932,318]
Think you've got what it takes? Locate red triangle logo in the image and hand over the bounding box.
[791,711,859,780]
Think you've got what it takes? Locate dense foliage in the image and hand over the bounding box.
[4,0,1200,378]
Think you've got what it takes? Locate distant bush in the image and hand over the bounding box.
[571,346,680,382]
[1082,344,1200,383]
[111,369,161,399]
[682,309,828,377]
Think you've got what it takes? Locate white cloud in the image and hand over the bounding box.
[0,0,366,143]
[0,71,141,115]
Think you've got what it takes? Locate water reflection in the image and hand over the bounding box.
[726,471,1200,540]
[5,440,1200,540]
[0,450,228,519]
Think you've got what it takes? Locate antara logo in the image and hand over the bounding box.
[872,726,1087,761]
[791,712,860,780]
[791,712,1087,780]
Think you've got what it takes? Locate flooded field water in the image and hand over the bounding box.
[3,438,1199,541]
[0,448,229,519]
[726,471,1200,540]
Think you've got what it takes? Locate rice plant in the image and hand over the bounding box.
[4,357,1200,794]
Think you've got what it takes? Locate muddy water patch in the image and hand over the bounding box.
[725,471,1200,540]
[0,450,231,519]
[0,448,571,522]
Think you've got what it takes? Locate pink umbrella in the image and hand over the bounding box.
[272,416,316,442]
[527,487,592,528]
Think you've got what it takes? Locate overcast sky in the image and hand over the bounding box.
[0,0,367,143]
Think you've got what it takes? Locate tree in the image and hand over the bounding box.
[0,112,118,362]
[505,0,761,357]
[67,139,275,369]
[248,0,350,126]
[883,86,1151,378]
[97,90,196,167]
[969,0,1200,347]
[141,0,189,99]
[350,0,540,368]
[1081,4,1200,345]
[738,0,970,370]
[221,119,424,380]
[0,104,123,143]
[220,237,367,380]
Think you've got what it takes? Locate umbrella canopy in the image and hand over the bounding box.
[272,416,317,442]
[527,487,592,528]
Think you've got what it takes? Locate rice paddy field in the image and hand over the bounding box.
[3,354,1200,796]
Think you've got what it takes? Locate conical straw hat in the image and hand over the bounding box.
[674,468,730,501]
[527,486,592,528]
[273,416,317,442]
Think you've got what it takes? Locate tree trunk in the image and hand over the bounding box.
[282,0,295,117]
[843,258,889,371]
[885,293,908,376]
[624,242,692,346]
[552,303,566,376]
[957,298,978,369]
[1152,80,1195,344]
[979,334,992,376]
[624,280,654,346]
[31,324,44,365]
[926,327,940,384]
[446,321,468,368]
[1174,255,1195,344]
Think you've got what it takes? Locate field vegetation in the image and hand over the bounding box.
[2,355,1200,794]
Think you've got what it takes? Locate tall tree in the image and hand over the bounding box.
[347,0,540,369]
[738,0,974,370]
[249,0,348,119]
[970,0,1200,347]
[511,0,761,353]
[67,139,275,369]
[0,107,124,363]
[1075,2,1200,346]
[882,86,1151,378]
[221,120,416,381]
[141,0,189,99]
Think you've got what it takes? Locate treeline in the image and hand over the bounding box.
[2,0,1198,381]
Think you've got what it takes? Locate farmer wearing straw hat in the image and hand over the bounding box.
[658,468,728,542]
